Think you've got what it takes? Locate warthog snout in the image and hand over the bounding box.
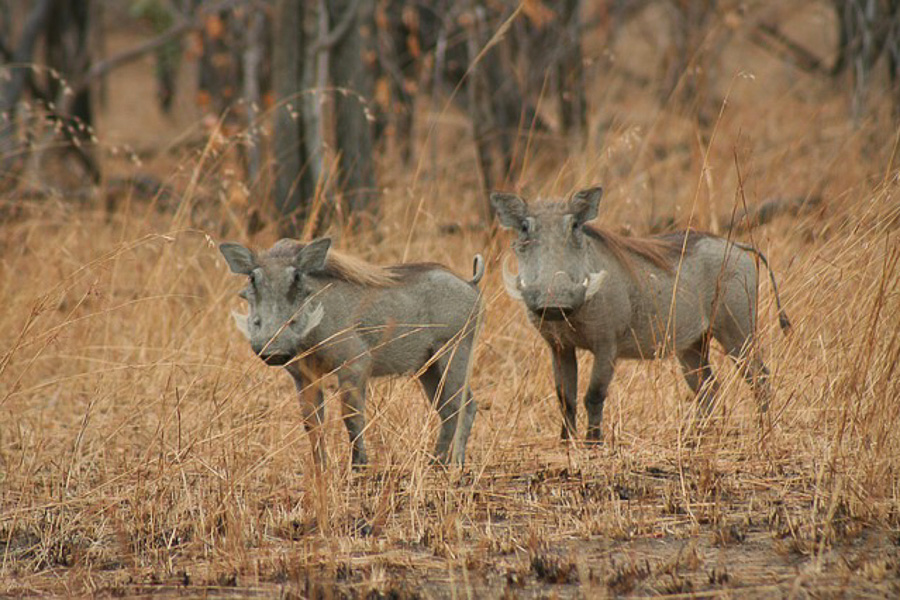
[257,351,292,366]
[503,257,607,320]
[522,272,586,319]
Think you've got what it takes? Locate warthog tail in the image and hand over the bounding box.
[470,254,485,287]
[735,242,792,334]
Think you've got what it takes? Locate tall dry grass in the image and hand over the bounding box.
[2,3,900,596]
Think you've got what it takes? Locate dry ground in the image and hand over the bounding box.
[2,2,900,597]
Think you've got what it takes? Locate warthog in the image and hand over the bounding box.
[492,186,791,440]
[220,238,484,467]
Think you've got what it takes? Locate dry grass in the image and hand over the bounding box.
[3,3,900,597]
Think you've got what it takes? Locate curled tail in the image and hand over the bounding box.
[735,242,792,333]
[470,254,485,286]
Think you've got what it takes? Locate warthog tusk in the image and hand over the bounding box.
[502,256,524,301]
[299,302,324,338]
[232,310,251,340]
[583,271,608,300]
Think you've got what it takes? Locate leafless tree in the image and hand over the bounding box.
[0,0,60,189]
[516,0,587,139]
[272,0,316,236]
[832,0,900,121]
[753,0,900,122]
[327,0,379,225]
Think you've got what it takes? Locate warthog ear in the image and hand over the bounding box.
[296,237,331,272]
[220,243,257,275]
[490,192,528,229]
[569,186,604,225]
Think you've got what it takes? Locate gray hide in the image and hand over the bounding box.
[221,238,484,468]
[492,187,791,441]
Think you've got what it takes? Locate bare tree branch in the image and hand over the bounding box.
[69,0,254,98]
[748,22,829,76]
[0,35,52,103]
[310,0,360,54]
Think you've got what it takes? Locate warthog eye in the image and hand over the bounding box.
[292,268,303,287]
[520,218,532,236]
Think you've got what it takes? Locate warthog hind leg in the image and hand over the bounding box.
[419,363,453,463]
[677,336,720,418]
[420,354,476,466]
[455,386,477,463]
[338,371,368,468]
[728,345,773,415]
[717,328,773,416]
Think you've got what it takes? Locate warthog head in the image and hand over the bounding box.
[492,187,608,321]
[220,239,328,366]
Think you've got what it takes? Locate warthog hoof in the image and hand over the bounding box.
[585,428,603,445]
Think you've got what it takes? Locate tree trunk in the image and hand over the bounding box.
[832,0,851,75]
[372,0,417,163]
[557,0,587,140]
[832,0,900,122]
[662,0,716,123]
[45,0,99,183]
[465,1,499,219]
[328,0,378,226]
[464,0,532,217]
[889,0,900,119]
[0,0,55,189]
[846,0,881,121]
[272,0,316,236]
[242,9,264,185]
[300,0,328,210]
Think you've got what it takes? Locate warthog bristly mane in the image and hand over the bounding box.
[582,225,708,276]
[265,239,450,288]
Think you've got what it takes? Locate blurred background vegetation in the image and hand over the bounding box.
[2,0,898,236]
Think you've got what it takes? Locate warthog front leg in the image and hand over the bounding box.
[286,361,328,468]
[550,345,578,440]
[585,353,614,443]
[298,383,328,467]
